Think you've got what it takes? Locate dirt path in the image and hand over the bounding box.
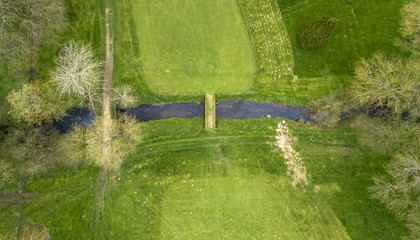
[274,120,308,188]
[91,6,114,234]
[102,7,114,167]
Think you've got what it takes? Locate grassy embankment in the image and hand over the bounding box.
[112,0,309,105]
[0,0,405,108]
[237,0,404,103]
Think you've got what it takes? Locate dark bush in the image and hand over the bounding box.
[299,17,336,49]
[307,91,360,127]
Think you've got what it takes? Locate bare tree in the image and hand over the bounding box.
[113,85,138,109]
[352,116,420,155]
[0,0,30,77]
[5,125,61,177]
[51,41,103,110]
[369,154,420,239]
[0,0,17,35]
[400,0,420,40]
[396,0,420,56]
[352,53,420,119]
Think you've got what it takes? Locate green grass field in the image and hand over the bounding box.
[111,0,404,105]
[159,176,350,239]
[114,0,255,96]
[0,0,412,239]
[11,119,407,239]
[277,0,404,77]
[237,0,295,86]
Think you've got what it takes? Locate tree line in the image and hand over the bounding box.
[309,1,419,238]
[0,0,139,188]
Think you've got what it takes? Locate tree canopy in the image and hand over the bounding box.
[395,0,420,57]
[400,0,420,39]
[51,41,103,110]
[7,79,72,125]
[352,53,420,119]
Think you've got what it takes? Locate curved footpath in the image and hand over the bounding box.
[54,100,312,132]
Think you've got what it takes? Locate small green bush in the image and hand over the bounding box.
[299,17,336,49]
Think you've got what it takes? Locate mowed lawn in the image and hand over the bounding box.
[128,0,255,95]
[20,119,407,239]
[277,0,404,77]
[249,0,404,102]
[159,176,350,239]
[113,0,404,105]
[101,119,352,239]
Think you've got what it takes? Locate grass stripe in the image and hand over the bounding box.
[237,0,295,87]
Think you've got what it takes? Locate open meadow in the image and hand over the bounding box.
[113,0,255,96]
[0,0,412,239]
[16,119,407,239]
[277,0,404,77]
[111,0,404,105]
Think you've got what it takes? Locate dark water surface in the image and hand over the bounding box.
[125,99,313,122]
[53,108,96,133]
[54,100,313,132]
[125,102,205,121]
[216,99,312,121]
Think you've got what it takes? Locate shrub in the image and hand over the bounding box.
[0,159,14,188]
[20,221,50,240]
[307,93,354,127]
[65,115,142,171]
[351,116,420,155]
[5,126,61,176]
[299,17,336,49]
[58,128,91,168]
[113,85,138,109]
